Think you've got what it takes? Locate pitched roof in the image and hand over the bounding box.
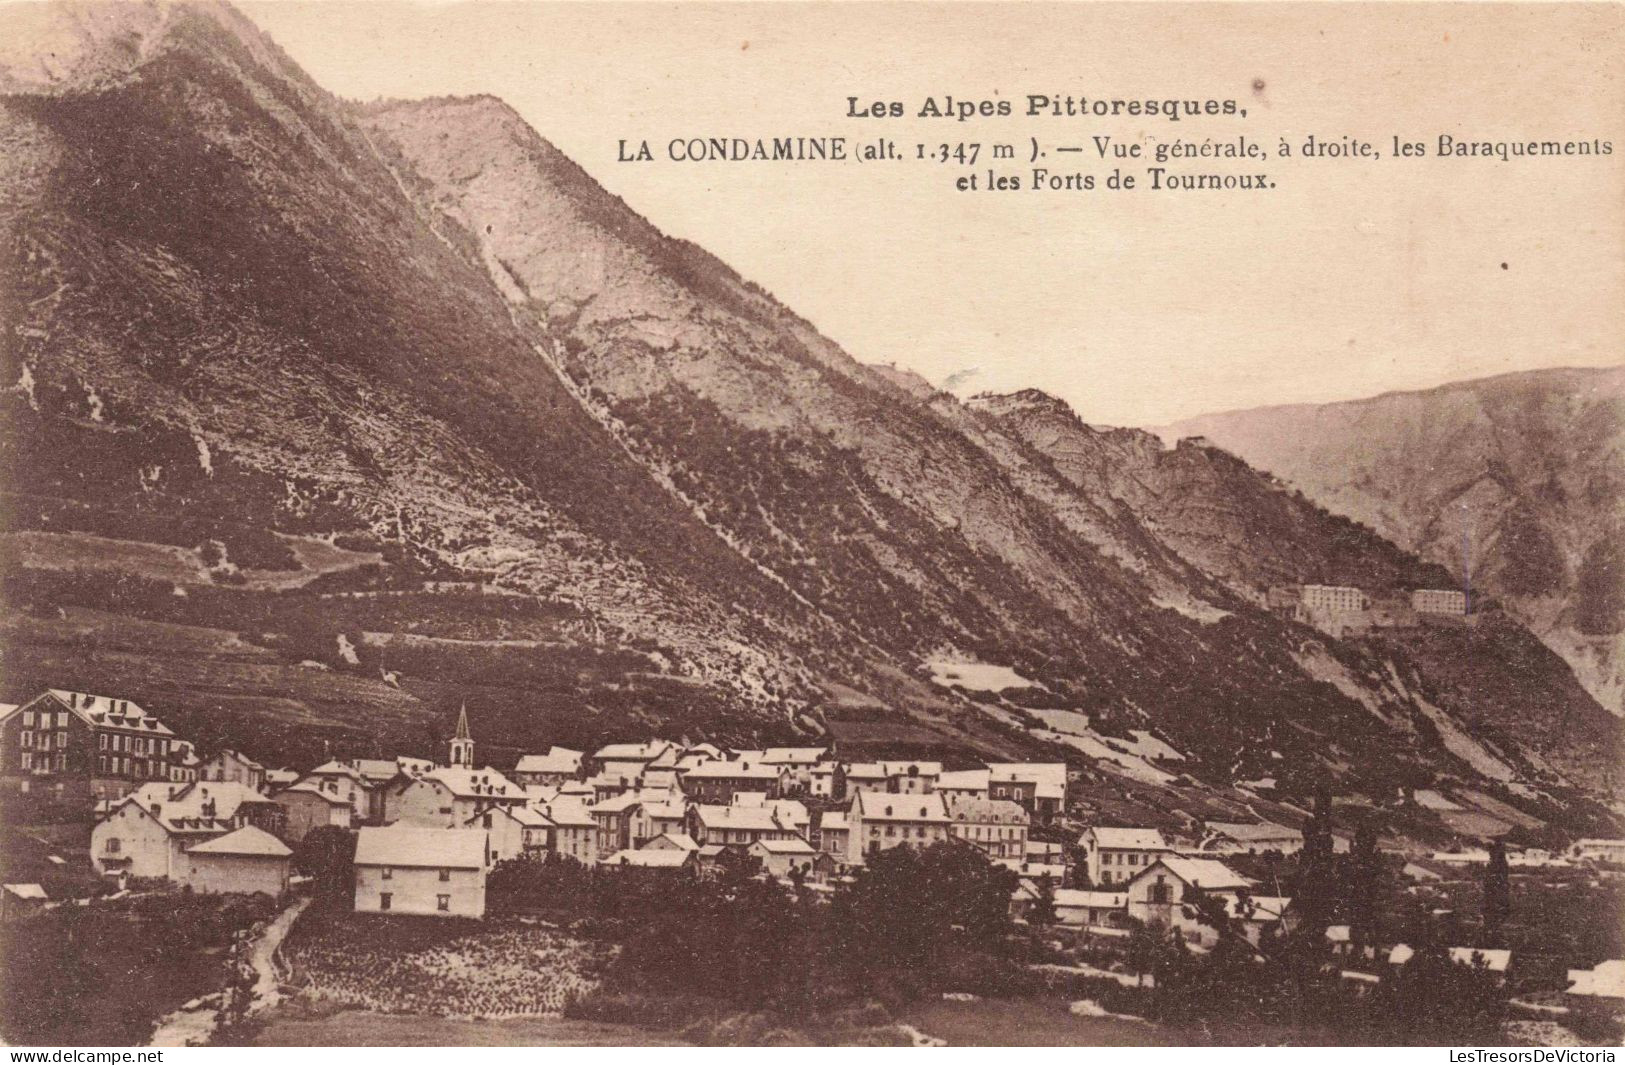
[1086,826,1170,850]
[753,837,816,855]
[947,796,1029,823]
[275,782,351,807]
[1206,821,1303,842]
[852,791,949,822]
[846,760,943,779]
[187,825,292,858]
[682,760,783,780]
[515,747,584,774]
[452,704,472,741]
[761,747,829,765]
[1567,960,1625,999]
[988,762,1066,786]
[1148,856,1252,891]
[593,741,674,762]
[692,804,784,832]
[642,832,700,852]
[354,827,487,869]
[122,781,274,833]
[937,769,992,791]
[1054,889,1127,909]
[539,797,596,827]
[1388,944,1513,972]
[603,848,693,868]
[421,766,521,799]
[3,883,47,900]
[41,689,175,735]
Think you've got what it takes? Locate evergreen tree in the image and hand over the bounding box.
[1347,822,1385,955]
[1482,839,1511,947]
[1030,871,1058,926]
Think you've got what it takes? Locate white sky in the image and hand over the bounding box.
[241,1,1624,427]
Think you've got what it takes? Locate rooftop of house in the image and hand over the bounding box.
[987,762,1067,786]
[1086,826,1170,851]
[682,760,783,780]
[846,760,944,779]
[538,797,596,827]
[122,781,273,831]
[1567,960,1625,999]
[602,848,693,868]
[692,804,785,832]
[354,826,487,869]
[936,769,992,790]
[644,832,700,851]
[947,796,1030,823]
[39,689,175,735]
[593,741,675,762]
[1206,821,1303,842]
[209,748,265,771]
[851,791,950,822]
[275,781,352,806]
[514,747,585,774]
[421,766,522,799]
[753,837,816,855]
[3,883,48,900]
[186,825,291,858]
[1147,855,1252,892]
[761,747,829,765]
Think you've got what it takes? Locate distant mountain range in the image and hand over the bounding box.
[1159,366,1625,718]
[1,2,1616,841]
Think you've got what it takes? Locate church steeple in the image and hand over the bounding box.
[449,704,474,768]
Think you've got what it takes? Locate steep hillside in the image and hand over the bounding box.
[0,3,1616,833]
[1160,367,1625,716]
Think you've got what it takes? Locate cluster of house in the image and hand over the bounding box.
[5,687,1624,1010]
[1267,584,1472,637]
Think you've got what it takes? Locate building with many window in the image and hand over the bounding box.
[353,826,489,918]
[1,690,183,808]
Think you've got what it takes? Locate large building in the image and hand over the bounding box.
[90,781,283,881]
[354,826,489,918]
[1301,585,1370,615]
[1077,826,1172,886]
[841,791,951,863]
[1,690,184,807]
[1411,588,1469,616]
[946,796,1029,863]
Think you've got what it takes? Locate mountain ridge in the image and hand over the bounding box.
[1,1,1617,841]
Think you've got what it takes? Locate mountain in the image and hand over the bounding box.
[1159,366,1625,717]
[1,2,1617,841]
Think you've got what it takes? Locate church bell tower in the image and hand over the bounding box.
[449,704,474,768]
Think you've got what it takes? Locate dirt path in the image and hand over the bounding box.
[148,896,311,1047]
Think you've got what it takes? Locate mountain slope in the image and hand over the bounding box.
[1159,366,1625,716]
[0,3,1616,834]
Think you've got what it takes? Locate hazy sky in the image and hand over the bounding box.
[241,2,1623,427]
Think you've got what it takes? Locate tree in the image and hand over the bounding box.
[1347,822,1385,955]
[1292,787,1338,939]
[293,825,355,899]
[1482,840,1511,948]
[1029,872,1058,927]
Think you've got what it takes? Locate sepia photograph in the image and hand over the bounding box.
[0,0,1621,1051]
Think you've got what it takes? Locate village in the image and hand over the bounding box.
[1,686,1622,1046]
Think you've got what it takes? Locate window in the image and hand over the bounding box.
[437,894,450,912]
[379,892,392,911]
[105,838,121,854]
[382,867,393,880]
[23,711,34,727]
[439,868,451,882]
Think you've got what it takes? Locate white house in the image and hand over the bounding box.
[386,767,525,828]
[198,749,267,795]
[946,796,1029,862]
[935,769,992,803]
[354,826,488,919]
[468,804,553,863]
[1123,855,1255,949]
[750,837,817,879]
[181,825,291,896]
[511,747,584,788]
[538,796,597,863]
[1201,821,1304,856]
[842,790,951,863]
[272,780,352,843]
[987,763,1066,821]
[1078,826,1171,886]
[90,781,282,881]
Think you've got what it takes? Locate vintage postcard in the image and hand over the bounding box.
[0,0,1621,1051]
